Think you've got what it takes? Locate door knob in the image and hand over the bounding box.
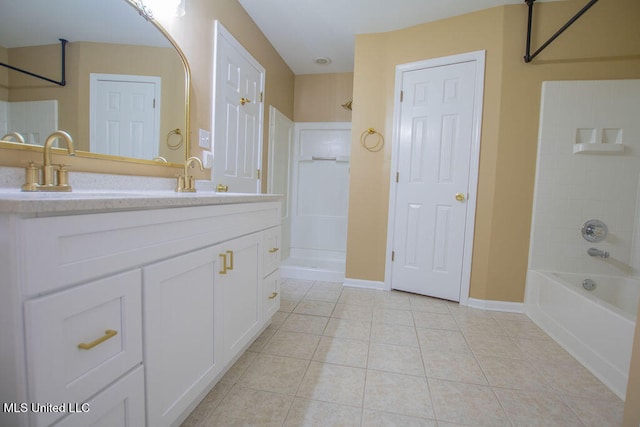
[455,193,466,202]
[240,97,251,106]
[217,184,229,192]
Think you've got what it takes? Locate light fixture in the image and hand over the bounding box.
[313,57,331,65]
[138,0,185,18]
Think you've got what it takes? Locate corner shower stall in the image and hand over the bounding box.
[525,79,640,400]
[279,122,351,282]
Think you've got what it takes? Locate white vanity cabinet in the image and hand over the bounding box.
[0,198,281,427]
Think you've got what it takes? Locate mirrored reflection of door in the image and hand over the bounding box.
[90,73,160,159]
[213,21,265,194]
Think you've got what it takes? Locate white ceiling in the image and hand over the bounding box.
[238,0,558,75]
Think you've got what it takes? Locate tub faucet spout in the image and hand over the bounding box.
[588,247,609,259]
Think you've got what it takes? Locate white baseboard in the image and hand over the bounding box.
[466,297,524,313]
[342,278,387,290]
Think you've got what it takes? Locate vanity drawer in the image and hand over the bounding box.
[53,366,145,427]
[263,226,281,277]
[19,201,281,296]
[24,269,142,427]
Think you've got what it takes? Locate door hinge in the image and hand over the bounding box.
[400,91,403,102]
[391,251,395,261]
[256,169,261,180]
[396,172,399,183]
[153,98,156,108]
[260,92,263,103]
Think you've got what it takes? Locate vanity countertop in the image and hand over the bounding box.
[0,190,282,215]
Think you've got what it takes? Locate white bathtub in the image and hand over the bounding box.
[525,270,639,399]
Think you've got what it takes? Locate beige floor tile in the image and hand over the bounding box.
[280,313,329,335]
[293,299,336,317]
[497,318,549,339]
[281,280,314,299]
[373,307,414,326]
[429,379,509,426]
[374,291,412,310]
[270,311,291,329]
[237,353,309,395]
[412,311,458,331]
[464,333,526,359]
[416,328,470,354]
[338,288,378,306]
[312,336,369,368]
[304,287,342,303]
[323,317,371,340]
[532,358,620,400]
[368,342,425,377]
[279,299,299,313]
[494,388,584,426]
[371,322,419,347]
[409,296,451,314]
[218,350,258,385]
[296,361,366,407]
[476,355,551,391]
[562,395,624,427]
[489,310,531,321]
[284,398,362,426]
[203,385,293,426]
[181,380,233,426]
[515,337,578,363]
[455,315,505,336]
[332,302,374,322]
[364,370,434,419]
[422,350,488,385]
[262,330,321,359]
[362,409,436,426]
[247,327,277,352]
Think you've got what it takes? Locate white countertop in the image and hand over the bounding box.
[0,167,281,215]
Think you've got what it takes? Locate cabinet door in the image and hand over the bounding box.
[143,246,222,427]
[263,225,281,277]
[219,232,263,362]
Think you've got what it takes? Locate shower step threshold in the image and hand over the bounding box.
[280,257,345,282]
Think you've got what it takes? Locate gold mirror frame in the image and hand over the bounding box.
[0,0,190,174]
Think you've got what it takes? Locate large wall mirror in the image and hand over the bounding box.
[0,0,189,167]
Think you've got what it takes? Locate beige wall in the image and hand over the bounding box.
[0,45,7,101]
[294,73,353,122]
[348,0,640,300]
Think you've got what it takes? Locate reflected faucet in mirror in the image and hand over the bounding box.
[176,156,203,192]
[1,132,26,144]
[22,131,76,192]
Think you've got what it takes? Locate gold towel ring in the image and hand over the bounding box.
[167,128,183,150]
[360,128,384,152]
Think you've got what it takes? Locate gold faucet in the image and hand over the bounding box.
[22,130,76,192]
[1,132,26,144]
[176,156,203,192]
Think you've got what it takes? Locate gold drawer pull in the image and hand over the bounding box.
[268,247,280,253]
[268,292,278,300]
[78,329,118,350]
[220,253,228,274]
[227,250,234,270]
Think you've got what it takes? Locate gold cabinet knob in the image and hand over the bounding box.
[455,193,466,202]
[217,184,229,192]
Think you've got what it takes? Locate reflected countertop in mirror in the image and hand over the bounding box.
[0,0,189,166]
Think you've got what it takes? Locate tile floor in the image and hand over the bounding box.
[182,279,624,426]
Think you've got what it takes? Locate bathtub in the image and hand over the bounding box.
[525,270,640,399]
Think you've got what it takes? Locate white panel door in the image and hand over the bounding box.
[390,60,478,301]
[90,74,160,159]
[213,21,264,193]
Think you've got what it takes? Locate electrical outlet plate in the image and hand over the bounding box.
[198,129,211,149]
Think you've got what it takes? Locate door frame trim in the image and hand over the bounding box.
[384,50,486,306]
